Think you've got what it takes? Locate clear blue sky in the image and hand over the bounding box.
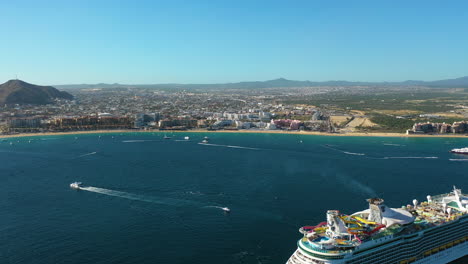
[1,0,467,85]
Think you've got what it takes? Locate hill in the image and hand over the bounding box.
[54,76,468,90]
[0,80,73,105]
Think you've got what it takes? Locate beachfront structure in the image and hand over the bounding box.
[272,119,304,130]
[409,121,468,134]
[286,187,467,264]
[49,116,133,130]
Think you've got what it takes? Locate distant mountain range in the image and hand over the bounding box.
[55,76,468,89]
[0,80,73,105]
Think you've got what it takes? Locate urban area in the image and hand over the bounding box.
[1,81,467,136]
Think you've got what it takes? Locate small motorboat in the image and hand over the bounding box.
[184,136,190,140]
[201,139,209,144]
[221,207,231,213]
[204,136,209,140]
[450,147,468,155]
[70,182,82,189]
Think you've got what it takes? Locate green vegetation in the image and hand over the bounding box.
[365,114,415,132]
[281,90,468,112]
[362,113,466,133]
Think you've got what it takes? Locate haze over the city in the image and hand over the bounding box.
[1,0,468,85]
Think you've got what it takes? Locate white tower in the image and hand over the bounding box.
[326,210,348,238]
[367,198,385,224]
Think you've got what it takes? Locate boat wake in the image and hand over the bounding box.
[381,156,438,160]
[321,145,366,156]
[77,151,97,158]
[122,140,159,143]
[204,205,231,212]
[449,159,468,162]
[198,143,260,150]
[79,186,205,207]
[342,151,366,156]
[383,143,405,147]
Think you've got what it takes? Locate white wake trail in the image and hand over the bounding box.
[77,151,97,158]
[342,151,366,156]
[122,140,159,143]
[383,156,438,159]
[204,205,226,210]
[198,143,260,150]
[321,145,366,156]
[79,186,205,207]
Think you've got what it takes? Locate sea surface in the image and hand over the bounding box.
[1,132,467,264]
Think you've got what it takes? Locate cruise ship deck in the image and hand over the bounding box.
[287,187,468,264]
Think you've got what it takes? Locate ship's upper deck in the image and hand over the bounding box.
[297,187,467,256]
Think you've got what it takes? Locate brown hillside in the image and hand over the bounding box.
[0,80,73,105]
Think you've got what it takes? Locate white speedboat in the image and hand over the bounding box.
[221,207,231,213]
[201,139,209,144]
[184,136,190,140]
[70,182,82,189]
[450,147,468,155]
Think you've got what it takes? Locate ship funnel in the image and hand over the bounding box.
[367,198,385,224]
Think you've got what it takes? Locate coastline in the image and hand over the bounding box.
[1,129,468,139]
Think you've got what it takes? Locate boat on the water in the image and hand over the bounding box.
[286,186,467,264]
[222,207,231,213]
[184,136,190,140]
[70,182,82,189]
[450,147,468,155]
[163,135,171,139]
[201,139,209,144]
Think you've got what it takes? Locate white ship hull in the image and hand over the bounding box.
[414,240,467,264]
[286,187,467,264]
[287,239,467,264]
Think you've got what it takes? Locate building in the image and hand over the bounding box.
[158,118,197,129]
[134,113,161,128]
[49,116,132,130]
[8,118,42,128]
[410,121,467,134]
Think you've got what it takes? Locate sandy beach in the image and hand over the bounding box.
[1,129,467,139]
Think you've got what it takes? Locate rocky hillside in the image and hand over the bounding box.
[0,80,73,104]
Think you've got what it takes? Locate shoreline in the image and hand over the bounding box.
[1,129,468,139]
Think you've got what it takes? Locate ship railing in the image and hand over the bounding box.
[302,241,354,255]
[430,193,451,202]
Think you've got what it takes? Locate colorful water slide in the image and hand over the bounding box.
[300,222,328,233]
[364,224,386,235]
[352,216,377,225]
[340,216,363,226]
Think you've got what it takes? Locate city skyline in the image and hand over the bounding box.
[1,0,468,84]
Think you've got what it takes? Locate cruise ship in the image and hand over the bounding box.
[286,187,467,264]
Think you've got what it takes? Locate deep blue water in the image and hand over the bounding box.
[0,132,467,264]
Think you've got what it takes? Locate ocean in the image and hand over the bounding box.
[1,132,467,264]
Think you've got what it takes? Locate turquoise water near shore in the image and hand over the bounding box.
[1,132,467,263]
